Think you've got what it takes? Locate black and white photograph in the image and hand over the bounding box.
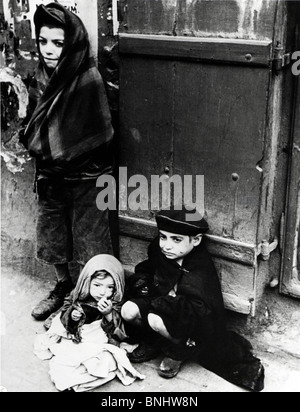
[1,0,300,395]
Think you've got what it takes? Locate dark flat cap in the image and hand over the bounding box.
[156,205,209,236]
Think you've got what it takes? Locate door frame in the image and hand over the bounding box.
[280,71,300,298]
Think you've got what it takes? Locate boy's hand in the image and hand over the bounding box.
[71,310,82,322]
[168,289,177,298]
[97,298,113,316]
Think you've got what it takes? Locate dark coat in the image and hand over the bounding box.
[131,238,227,345]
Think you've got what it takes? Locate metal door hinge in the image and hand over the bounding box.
[272,43,293,73]
[258,238,279,261]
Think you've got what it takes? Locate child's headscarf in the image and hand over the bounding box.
[61,255,126,343]
[24,2,113,166]
[72,254,125,306]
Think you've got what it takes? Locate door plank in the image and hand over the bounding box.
[172,62,269,243]
[119,215,258,267]
[119,34,272,67]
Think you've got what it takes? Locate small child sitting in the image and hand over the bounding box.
[122,206,265,391]
[34,255,144,392]
[60,255,127,344]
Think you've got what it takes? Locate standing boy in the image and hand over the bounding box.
[20,4,114,322]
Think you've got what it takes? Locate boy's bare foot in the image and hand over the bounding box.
[158,357,183,379]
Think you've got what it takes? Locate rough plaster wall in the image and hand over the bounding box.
[1,1,40,275]
[1,68,30,174]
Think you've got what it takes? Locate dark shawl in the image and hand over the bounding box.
[23,3,113,168]
[131,238,228,344]
[128,238,265,392]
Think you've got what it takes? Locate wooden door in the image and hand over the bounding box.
[117,0,295,315]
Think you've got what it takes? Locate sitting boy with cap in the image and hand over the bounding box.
[121,205,228,379]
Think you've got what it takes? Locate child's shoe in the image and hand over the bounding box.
[31,279,73,321]
[158,357,183,379]
[128,341,161,363]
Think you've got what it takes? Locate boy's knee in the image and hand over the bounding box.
[148,314,165,333]
[121,301,141,323]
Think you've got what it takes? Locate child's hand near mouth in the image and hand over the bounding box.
[71,310,83,322]
[97,298,113,316]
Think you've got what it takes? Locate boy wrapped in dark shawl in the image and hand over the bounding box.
[22,2,113,176]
